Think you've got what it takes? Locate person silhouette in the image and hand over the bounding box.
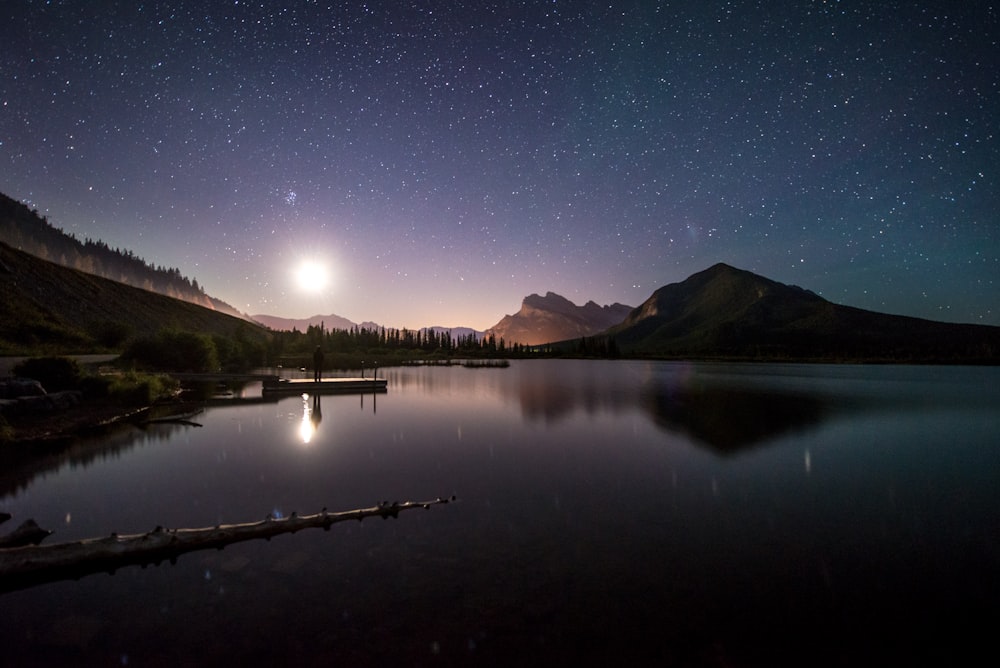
[313,346,324,382]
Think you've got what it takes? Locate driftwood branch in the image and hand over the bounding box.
[0,496,455,594]
[0,519,53,549]
[142,409,204,427]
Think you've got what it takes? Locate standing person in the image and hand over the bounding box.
[313,346,324,382]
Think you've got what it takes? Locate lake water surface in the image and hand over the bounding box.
[2,360,998,665]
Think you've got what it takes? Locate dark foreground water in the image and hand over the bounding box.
[2,360,998,666]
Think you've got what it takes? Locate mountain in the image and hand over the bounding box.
[606,263,999,362]
[0,241,268,355]
[426,326,482,341]
[251,314,484,342]
[251,313,357,332]
[485,292,634,346]
[0,192,246,320]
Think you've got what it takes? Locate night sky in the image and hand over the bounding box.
[2,1,997,329]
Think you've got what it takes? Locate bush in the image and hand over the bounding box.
[79,374,112,399]
[12,356,83,392]
[107,371,178,407]
[121,329,219,372]
[90,320,133,349]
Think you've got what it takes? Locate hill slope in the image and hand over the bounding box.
[608,263,999,362]
[0,192,246,319]
[486,292,633,346]
[0,241,268,355]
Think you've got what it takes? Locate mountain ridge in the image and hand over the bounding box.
[4,185,995,362]
[3,234,997,363]
[250,313,483,341]
[485,292,634,346]
[0,240,268,355]
[0,192,247,320]
[251,313,357,333]
[605,263,999,361]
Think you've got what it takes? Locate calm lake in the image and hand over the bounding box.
[2,360,998,666]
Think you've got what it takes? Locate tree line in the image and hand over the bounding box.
[267,323,537,365]
[117,320,634,374]
[118,322,539,374]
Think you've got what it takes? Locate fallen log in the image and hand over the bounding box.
[0,496,455,594]
[141,409,204,427]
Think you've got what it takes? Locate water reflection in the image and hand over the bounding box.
[509,360,835,452]
[0,418,189,498]
[360,388,377,413]
[504,360,945,454]
[640,381,830,452]
[298,394,323,444]
[514,362,639,422]
[2,361,998,665]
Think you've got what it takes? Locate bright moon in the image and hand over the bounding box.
[294,260,330,293]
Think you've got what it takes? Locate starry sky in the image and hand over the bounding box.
[2,1,997,329]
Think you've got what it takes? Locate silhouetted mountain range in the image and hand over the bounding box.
[251,312,483,342]
[251,313,357,332]
[605,263,998,362]
[4,187,996,362]
[0,193,246,319]
[484,292,634,346]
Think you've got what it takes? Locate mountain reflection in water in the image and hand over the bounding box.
[641,383,829,452]
[513,360,836,452]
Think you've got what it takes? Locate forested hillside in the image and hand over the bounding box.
[0,193,244,318]
[0,240,267,358]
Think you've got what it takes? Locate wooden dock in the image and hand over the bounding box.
[261,376,387,395]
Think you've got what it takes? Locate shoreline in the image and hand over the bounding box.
[2,399,152,447]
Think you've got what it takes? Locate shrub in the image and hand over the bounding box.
[121,329,219,372]
[78,374,112,399]
[107,371,179,407]
[90,320,133,349]
[0,415,12,444]
[12,356,83,392]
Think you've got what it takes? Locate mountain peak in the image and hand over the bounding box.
[487,293,634,346]
[523,292,576,310]
[688,262,750,283]
[608,263,1000,360]
[705,262,738,273]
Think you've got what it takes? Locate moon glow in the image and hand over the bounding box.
[294,260,330,293]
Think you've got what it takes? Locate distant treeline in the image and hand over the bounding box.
[261,323,633,370]
[0,193,242,317]
[267,323,541,368]
[119,323,538,374]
